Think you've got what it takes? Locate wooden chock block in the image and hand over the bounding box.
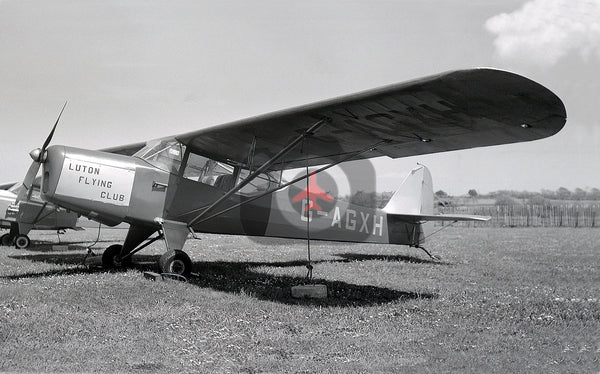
[291,284,328,299]
[143,271,164,281]
[84,255,102,267]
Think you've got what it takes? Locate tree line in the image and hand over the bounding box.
[339,186,600,209]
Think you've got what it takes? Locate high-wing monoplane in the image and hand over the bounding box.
[17,68,566,276]
[0,181,80,248]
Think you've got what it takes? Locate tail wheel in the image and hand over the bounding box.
[102,244,132,269]
[1,234,14,246]
[14,235,30,249]
[159,250,192,277]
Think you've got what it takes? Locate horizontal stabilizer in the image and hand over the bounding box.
[389,213,491,223]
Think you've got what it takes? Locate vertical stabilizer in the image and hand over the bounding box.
[383,164,433,215]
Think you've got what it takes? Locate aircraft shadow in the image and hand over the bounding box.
[333,252,448,265]
[5,252,437,307]
[15,245,92,253]
[0,266,99,280]
[187,259,437,306]
[22,239,115,252]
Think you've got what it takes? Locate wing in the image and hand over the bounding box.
[177,68,566,170]
[100,141,147,156]
[0,182,17,190]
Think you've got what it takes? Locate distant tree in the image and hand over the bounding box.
[468,189,478,198]
[435,190,448,198]
[527,194,549,206]
[589,188,600,200]
[556,187,571,200]
[573,188,587,200]
[541,189,557,199]
[494,194,521,206]
[350,190,377,208]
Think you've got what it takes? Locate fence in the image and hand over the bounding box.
[437,204,600,227]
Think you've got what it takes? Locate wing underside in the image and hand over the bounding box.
[176,68,566,170]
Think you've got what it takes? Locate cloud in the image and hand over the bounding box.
[485,0,600,66]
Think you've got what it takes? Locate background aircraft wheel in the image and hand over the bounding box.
[14,235,30,249]
[1,233,14,246]
[159,250,192,277]
[102,244,132,269]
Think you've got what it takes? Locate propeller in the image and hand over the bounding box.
[16,102,67,202]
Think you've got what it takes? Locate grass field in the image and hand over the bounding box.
[1,227,599,373]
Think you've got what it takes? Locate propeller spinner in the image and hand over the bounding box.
[16,102,67,202]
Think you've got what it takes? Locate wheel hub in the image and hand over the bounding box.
[169,259,186,275]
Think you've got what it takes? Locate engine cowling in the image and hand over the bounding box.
[41,145,169,227]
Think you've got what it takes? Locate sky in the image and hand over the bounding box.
[0,0,598,196]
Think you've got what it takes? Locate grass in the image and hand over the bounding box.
[0,227,599,373]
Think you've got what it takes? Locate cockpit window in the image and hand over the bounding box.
[237,169,280,195]
[135,139,185,174]
[182,153,237,191]
[134,139,282,194]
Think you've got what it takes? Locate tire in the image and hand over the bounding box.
[14,234,30,249]
[1,233,13,246]
[159,250,192,277]
[101,244,132,269]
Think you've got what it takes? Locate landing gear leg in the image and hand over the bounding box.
[101,244,132,269]
[100,225,159,270]
[416,245,440,261]
[156,219,193,278]
[2,223,19,247]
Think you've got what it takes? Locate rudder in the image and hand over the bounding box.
[383,164,433,216]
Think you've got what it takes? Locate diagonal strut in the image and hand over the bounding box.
[187,117,330,228]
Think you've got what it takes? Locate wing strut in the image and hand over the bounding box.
[187,118,330,228]
[187,139,391,226]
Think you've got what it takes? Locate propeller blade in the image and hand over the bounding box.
[16,102,67,202]
[41,101,67,153]
[16,161,41,202]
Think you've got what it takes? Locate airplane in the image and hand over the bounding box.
[0,181,80,248]
[14,68,566,277]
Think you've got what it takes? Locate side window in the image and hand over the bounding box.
[183,153,236,191]
[237,169,280,195]
[182,153,211,182]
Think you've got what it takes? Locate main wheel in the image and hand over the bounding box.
[1,233,13,246]
[159,250,192,277]
[14,234,30,249]
[101,244,132,269]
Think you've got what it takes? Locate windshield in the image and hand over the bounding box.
[135,139,185,174]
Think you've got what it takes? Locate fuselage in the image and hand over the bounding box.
[40,143,427,246]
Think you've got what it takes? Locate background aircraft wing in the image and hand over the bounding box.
[176,68,566,170]
[0,182,17,190]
